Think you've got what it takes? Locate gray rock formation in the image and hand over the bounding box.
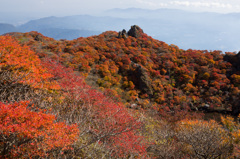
[224,51,240,71]
[118,29,128,38]
[127,25,143,38]
[132,64,153,97]
[118,25,144,39]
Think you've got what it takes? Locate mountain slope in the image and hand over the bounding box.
[2,26,240,158]
[35,28,101,40]
[8,26,240,117]
[0,23,17,35]
[0,34,147,158]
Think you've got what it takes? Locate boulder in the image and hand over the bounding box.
[127,25,144,38]
[131,64,153,97]
[224,52,240,71]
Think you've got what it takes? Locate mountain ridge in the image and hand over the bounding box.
[2,25,240,158]
[6,25,240,115]
[1,8,240,52]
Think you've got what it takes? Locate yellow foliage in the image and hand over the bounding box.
[104,76,111,81]
[203,72,210,80]
[221,116,237,132]
[208,59,216,64]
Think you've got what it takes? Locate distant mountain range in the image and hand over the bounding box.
[0,23,17,35]
[1,8,240,52]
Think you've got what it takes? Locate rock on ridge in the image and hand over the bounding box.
[127,25,144,38]
[118,25,144,38]
[118,29,128,38]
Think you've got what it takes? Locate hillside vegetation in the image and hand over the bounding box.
[1,26,240,158]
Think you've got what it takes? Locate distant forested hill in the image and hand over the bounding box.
[30,28,101,40]
[0,23,17,35]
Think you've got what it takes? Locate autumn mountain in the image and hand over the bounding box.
[2,23,240,158]
[0,33,147,158]
[6,25,239,115]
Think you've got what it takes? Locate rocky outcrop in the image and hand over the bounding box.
[223,52,240,115]
[118,25,144,39]
[118,29,128,38]
[127,25,144,38]
[130,63,153,97]
[34,34,44,42]
[224,52,240,71]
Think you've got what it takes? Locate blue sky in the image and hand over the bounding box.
[1,0,240,16]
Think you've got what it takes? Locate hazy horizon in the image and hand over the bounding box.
[2,0,240,52]
[1,0,240,17]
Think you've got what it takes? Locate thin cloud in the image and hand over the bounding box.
[135,0,169,8]
[170,1,233,9]
[134,0,235,11]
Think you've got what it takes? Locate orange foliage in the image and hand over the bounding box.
[0,101,79,158]
[0,35,59,90]
[6,27,240,119]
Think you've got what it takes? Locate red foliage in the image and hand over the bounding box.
[0,101,79,158]
[7,27,240,120]
[0,35,59,90]
[42,59,148,157]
